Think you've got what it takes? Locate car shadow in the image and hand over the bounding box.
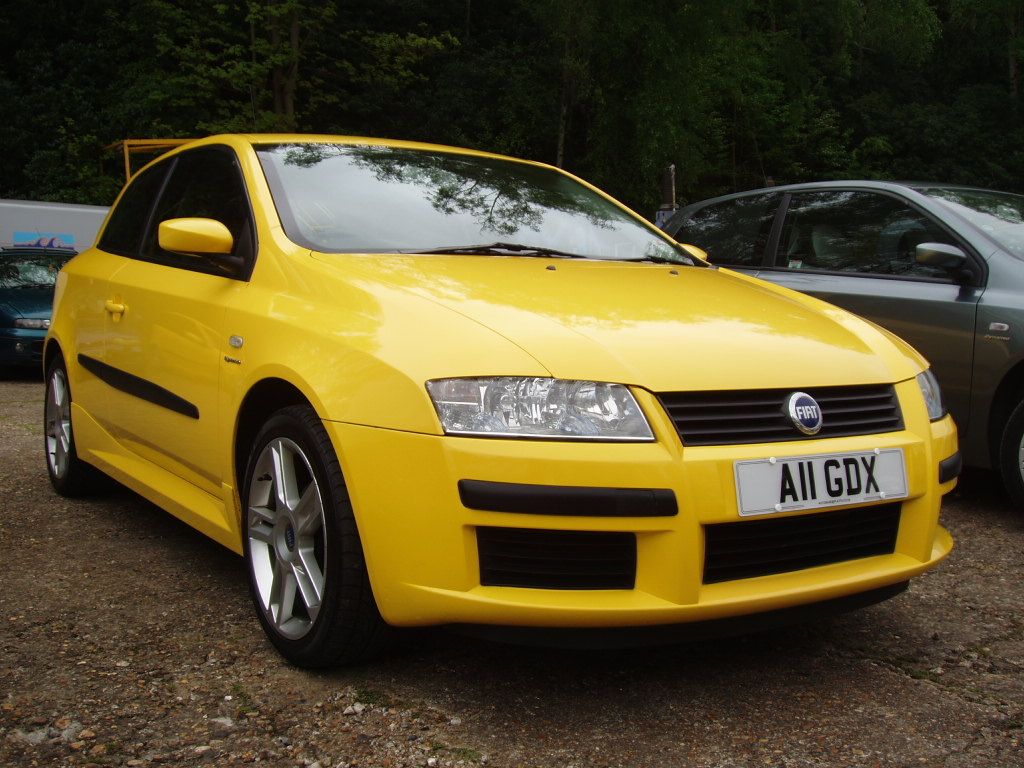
[0,366,43,382]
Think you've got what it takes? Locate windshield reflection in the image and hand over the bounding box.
[0,251,70,288]
[920,187,1024,258]
[257,143,690,263]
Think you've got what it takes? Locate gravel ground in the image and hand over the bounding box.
[1,374,1022,768]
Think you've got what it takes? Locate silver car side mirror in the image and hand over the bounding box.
[916,242,967,269]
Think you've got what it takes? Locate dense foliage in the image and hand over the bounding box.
[2,0,1023,217]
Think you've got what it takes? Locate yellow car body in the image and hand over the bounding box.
[45,134,956,664]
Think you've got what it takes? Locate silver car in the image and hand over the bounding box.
[663,181,1024,506]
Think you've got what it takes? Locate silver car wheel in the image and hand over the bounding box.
[45,366,72,479]
[246,437,327,640]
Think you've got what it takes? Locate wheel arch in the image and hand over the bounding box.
[43,337,62,371]
[987,358,1024,466]
[234,377,315,492]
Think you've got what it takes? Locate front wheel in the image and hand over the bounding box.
[44,355,105,496]
[998,398,1024,509]
[242,405,388,667]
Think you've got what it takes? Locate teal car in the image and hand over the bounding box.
[0,247,76,369]
[663,182,1024,508]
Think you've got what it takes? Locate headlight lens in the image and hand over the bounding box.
[916,369,945,421]
[426,377,654,440]
[13,318,49,329]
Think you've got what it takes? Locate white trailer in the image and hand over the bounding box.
[0,199,109,252]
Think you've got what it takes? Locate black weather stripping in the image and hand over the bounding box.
[458,479,677,517]
[77,354,200,420]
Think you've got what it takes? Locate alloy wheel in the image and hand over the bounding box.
[246,437,328,640]
[45,367,72,480]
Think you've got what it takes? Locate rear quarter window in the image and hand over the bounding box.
[98,163,169,256]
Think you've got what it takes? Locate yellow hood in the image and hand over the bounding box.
[311,253,924,392]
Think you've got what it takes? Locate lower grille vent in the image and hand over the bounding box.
[703,503,901,584]
[477,527,636,590]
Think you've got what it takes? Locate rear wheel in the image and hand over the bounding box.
[998,398,1024,509]
[242,405,388,666]
[44,355,104,496]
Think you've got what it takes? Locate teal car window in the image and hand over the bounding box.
[256,143,691,264]
[0,251,71,287]
[777,191,957,278]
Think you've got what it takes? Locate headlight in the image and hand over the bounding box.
[426,377,654,440]
[14,318,49,329]
[916,369,945,421]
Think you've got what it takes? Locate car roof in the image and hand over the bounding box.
[155,133,555,172]
[0,246,77,257]
[681,180,1015,210]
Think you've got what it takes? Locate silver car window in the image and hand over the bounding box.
[777,191,956,278]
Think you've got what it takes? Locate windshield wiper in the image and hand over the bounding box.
[400,242,590,259]
[635,254,696,265]
[400,241,702,266]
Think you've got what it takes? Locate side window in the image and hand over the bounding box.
[675,194,780,267]
[98,162,169,256]
[777,191,958,278]
[142,147,254,273]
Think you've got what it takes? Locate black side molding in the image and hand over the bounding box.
[77,354,200,420]
[939,451,962,484]
[458,479,677,517]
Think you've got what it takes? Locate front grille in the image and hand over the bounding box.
[658,384,902,446]
[703,503,901,584]
[477,527,636,590]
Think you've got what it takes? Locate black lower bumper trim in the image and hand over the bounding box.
[458,479,677,517]
[939,451,962,484]
[448,581,909,649]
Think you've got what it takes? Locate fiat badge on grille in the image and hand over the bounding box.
[786,392,823,435]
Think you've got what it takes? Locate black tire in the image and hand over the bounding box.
[241,405,389,667]
[44,354,106,496]
[999,398,1024,509]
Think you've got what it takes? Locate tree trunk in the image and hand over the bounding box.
[1009,4,1020,102]
[268,9,300,131]
[283,11,299,127]
[556,35,571,168]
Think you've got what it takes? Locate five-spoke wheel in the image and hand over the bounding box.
[242,405,387,666]
[45,362,73,481]
[44,354,103,496]
[247,436,327,640]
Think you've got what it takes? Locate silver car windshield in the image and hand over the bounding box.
[255,143,692,264]
[919,187,1024,258]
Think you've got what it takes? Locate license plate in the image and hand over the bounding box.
[734,449,908,517]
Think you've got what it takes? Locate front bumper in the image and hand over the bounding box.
[327,380,957,629]
[0,327,46,367]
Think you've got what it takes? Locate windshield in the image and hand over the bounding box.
[918,187,1024,258]
[0,251,70,288]
[256,143,691,263]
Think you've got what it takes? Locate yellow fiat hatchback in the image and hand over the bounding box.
[44,135,958,666]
